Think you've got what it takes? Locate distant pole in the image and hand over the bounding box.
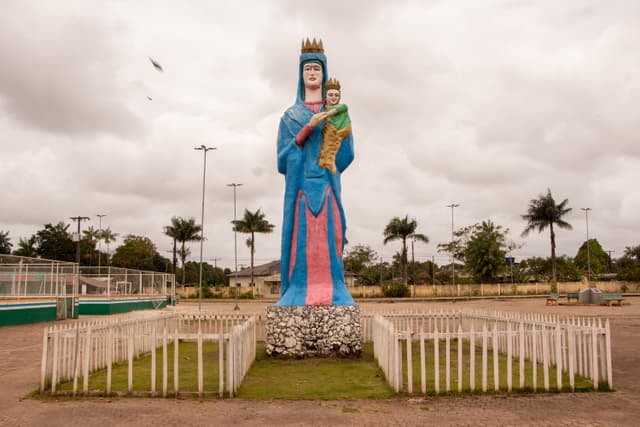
[227,183,242,311]
[97,214,106,274]
[446,204,460,296]
[69,216,90,265]
[195,145,216,312]
[605,250,614,273]
[432,255,435,286]
[411,237,415,296]
[580,207,592,282]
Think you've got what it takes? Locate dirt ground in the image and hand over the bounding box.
[1,297,639,427]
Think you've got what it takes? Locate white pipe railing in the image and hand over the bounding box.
[41,312,257,397]
[370,309,612,394]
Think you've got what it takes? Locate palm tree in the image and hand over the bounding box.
[232,209,275,293]
[13,236,37,257]
[99,227,119,265]
[0,230,12,254]
[521,188,572,285]
[163,217,180,275]
[173,217,202,285]
[82,225,100,265]
[383,215,429,285]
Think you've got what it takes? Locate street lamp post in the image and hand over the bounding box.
[581,207,592,283]
[227,183,242,311]
[69,216,90,265]
[195,145,216,312]
[97,214,106,274]
[446,204,460,296]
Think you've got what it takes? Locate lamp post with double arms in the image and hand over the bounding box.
[194,145,216,312]
[97,214,106,274]
[446,204,460,296]
[581,207,592,283]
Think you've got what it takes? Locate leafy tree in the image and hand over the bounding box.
[521,189,572,286]
[344,244,378,274]
[464,220,513,283]
[171,217,202,285]
[35,222,76,261]
[616,245,640,281]
[183,261,229,286]
[383,215,429,285]
[520,256,580,282]
[0,230,12,254]
[111,235,162,271]
[13,236,37,257]
[574,239,609,277]
[232,209,275,290]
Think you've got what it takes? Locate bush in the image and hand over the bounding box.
[382,282,410,298]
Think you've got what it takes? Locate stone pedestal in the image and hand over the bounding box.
[265,305,362,357]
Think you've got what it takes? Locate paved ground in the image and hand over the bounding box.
[1,297,639,426]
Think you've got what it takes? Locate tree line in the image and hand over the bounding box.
[1,189,638,286]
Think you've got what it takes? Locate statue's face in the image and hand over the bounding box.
[302,62,323,90]
[326,89,340,106]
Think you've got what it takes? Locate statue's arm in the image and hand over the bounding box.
[277,117,297,174]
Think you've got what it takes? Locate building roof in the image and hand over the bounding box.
[228,260,280,278]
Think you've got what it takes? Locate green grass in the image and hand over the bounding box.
[237,343,395,399]
[51,340,596,399]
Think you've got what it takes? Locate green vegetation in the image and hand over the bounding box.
[238,343,394,399]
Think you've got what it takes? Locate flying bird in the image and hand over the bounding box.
[147,96,153,101]
[148,57,164,72]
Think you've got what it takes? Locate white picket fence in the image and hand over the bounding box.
[40,312,257,397]
[371,310,612,394]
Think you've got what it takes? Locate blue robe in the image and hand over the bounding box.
[275,51,355,306]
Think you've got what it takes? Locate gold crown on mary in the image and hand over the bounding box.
[325,77,341,91]
[301,37,324,53]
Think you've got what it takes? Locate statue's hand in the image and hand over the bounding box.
[309,112,329,129]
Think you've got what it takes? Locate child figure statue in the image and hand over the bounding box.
[319,78,352,174]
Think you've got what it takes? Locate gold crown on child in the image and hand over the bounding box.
[301,38,324,54]
[325,77,341,91]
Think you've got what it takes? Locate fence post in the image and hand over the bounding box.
[542,327,549,391]
[420,330,426,394]
[605,319,613,389]
[40,328,50,393]
[555,325,562,391]
[457,326,463,392]
[128,327,134,394]
[591,326,599,391]
[434,328,440,394]
[482,324,487,392]
[83,327,91,395]
[507,323,512,392]
[162,326,168,397]
[492,324,499,391]
[198,324,203,398]
[406,333,413,394]
[174,324,179,396]
[470,325,475,391]
[106,329,113,396]
[518,322,524,389]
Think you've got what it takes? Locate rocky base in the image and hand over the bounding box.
[265,305,362,357]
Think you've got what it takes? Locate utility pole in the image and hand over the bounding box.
[69,216,90,265]
[195,145,216,312]
[446,204,460,296]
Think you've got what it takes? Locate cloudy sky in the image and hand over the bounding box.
[1,0,638,269]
